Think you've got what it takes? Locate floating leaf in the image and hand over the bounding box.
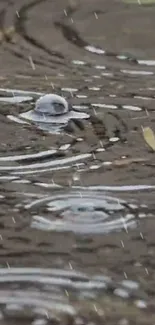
[4,26,16,42]
[0,30,4,43]
[142,126,155,151]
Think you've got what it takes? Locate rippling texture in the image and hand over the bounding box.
[0,267,148,324]
[0,1,155,324]
[22,189,146,234]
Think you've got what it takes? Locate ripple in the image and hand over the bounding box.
[0,153,91,175]
[0,96,33,103]
[0,88,43,96]
[24,190,139,234]
[73,185,155,191]
[138,60,155,66]
[0,149,57,162]
[0,267,144,323]
[121,69,154,76]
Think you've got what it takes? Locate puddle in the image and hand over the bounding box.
[1,3,155,324]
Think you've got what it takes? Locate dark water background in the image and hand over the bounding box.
[0,0,155,324]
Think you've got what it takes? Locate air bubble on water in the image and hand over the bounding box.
[59,144,71,151]
[76,138,83,142]
[92,75,101,79]
[76,95,88,98]
[85,78,92,82]
[128,204,138,209]
[101,72,113,77]
[140,204,148,208]
[114,288,129,298]
[96,148,105,152]
[134,300,147,309]
[92,103,117,109]
[138,213,146,218]
[89,165,100,170]
[32,319,48,325]
[73,105,89,110]
[72,60,86,65]
[61,87,78,92]
[89,87,100,91]
[117,55,128,60]
[85,45,105,55]
[109,137,119,142]
[102,161,112,166]
[95,65,106,70]
[119,319,129,325]
[109,94,116,97]
[121,280,139,290]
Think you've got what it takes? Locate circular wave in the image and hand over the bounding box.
[0,267,144,324]
[28,190,137,234]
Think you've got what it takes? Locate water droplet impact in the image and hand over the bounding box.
[28,190,137,234]
[19,94,89,131]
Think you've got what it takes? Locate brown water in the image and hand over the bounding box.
[1,0,155,324]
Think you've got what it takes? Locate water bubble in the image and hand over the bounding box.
[19,93,89,129]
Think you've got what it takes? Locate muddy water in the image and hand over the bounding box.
[1,0,155,324]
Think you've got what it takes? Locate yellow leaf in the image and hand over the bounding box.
[4,26,16,42]
[142,126,155,151]
[0,30,4,43]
